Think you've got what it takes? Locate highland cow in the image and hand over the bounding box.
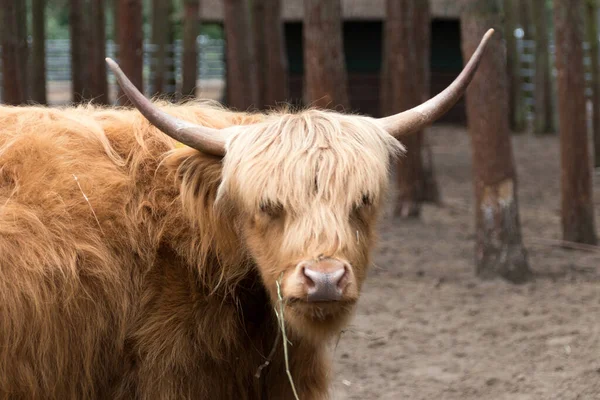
[0,30,493,399]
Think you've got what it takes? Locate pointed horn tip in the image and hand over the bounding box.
[105,58,119,71]
[484,29,495,40]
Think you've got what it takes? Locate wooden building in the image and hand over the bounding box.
[202,0,465,123]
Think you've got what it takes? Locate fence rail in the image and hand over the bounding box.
[516,38,598,122]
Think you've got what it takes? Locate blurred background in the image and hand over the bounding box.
[0,0,569,128]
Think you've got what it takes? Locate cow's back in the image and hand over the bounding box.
[0,103,269,399]
[0,105,149,398]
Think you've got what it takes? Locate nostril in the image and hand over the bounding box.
[301,265,316,288]
[329,267,347,288]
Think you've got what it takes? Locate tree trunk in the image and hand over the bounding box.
[382,0,430,217]
[89,0,109,104]
[519,0,534,40]
[70,0,90,102]
[223,0,259,110]
[182,0,200,98]
[533,0,555,134]
[461,0,531,283]
[151,0,170,96]
[554,0,598,244]
[252,0,288,108]
[166,0,177,98]
[415,1,440,204]
[586,0,600,168]
[304,0,350,110]
[1,0,28,105]
[252,0,266,109]
[17,0,29,100]
[504,0,525,132]
[117,0,144,105]
[31,0,47,104]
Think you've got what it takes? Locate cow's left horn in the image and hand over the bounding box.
[106,58,229,156]
[377,28,494,138]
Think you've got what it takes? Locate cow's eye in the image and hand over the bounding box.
[352,194,373,214]
[361,194,373,207]
[259,201,284,218]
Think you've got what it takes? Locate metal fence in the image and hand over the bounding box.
[516,37,597,122]
[0,35,225,104]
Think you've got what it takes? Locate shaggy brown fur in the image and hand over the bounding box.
[0,101,400,399]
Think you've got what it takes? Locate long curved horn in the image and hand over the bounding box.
[106,58,229,156]
[378,28,495,138]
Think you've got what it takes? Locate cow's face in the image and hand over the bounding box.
[218,110,403,342]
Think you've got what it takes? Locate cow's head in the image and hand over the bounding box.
[107,29,493,342]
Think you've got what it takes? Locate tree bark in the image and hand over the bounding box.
[70,0,90,102]
[182,0,200,98]
[382,0,434,217]
[554,0,598,244]
[117,0,144,105]
[31,0,47,104]
[532,0,555,134]
[151,0,170,96]
[461,0,531,283]
[504,0,526,132]
[223,0,259,110]
[519,0,534,40]
[415,1,440,204]
[89,0,109,104]
[17,0,29,100]
[252,0,266,109]
[586,0,600,168]
[304,0,350,110]
[1,0,28,105]
[252,0,288,108]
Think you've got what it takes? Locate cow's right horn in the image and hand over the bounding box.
[106,58,230,157]
[377,28,494,138]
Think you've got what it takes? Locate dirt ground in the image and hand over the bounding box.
[330,125,600,400]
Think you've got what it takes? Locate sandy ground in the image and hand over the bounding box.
[330,125,600,400]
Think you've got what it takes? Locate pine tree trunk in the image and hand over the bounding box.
[17,0,29,100]
[461,0,531,283]
[252,0,266,109]
[382,0,425,217]
[252,0,288,108]
[223,0,259,110]
[113,0,119,58]
[182,0,200,98]
[504,0,526,132]
[533,0,555,134]
[117,0,144,105]
[151,0,170,96]
[70,0,90,102]
[89,0,109,104]
[1,0,28,104]
[415,1,441,204]
[554,0,598,244]
[166,1,177,98]
[519,0,534,40]
[586,0,600,168]
[31,0,47,104]
[304,0,350,110]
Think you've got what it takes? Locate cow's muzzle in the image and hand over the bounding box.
[287,257,354,302]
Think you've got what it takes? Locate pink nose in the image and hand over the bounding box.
[300,259,349,302]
